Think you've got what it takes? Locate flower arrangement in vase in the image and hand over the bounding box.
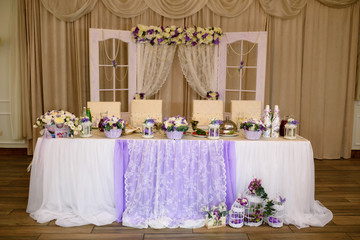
[33,109,81,138]
[208,118,223,140]
[162,115,189,140]
[133,92,146,100]
[202,202,228,229]
[142,117,155,138]
[240,119,265,140]
[206,91,219,100]
[102,116,126,138]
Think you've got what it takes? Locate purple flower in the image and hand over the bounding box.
[112,60,117,68]
[202,33,209,39]
[147,29,154,35]
[185,34,191,41]
[214,38,220,45]
[280,196,286,204]
[158,38,164,43]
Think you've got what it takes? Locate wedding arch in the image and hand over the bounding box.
[89,27,267,120]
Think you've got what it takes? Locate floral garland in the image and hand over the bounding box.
[131,25,223,46]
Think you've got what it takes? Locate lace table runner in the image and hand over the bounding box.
[121,139,226,229]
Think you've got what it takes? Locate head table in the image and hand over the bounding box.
[26,130,332,228]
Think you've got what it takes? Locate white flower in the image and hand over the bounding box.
[77,125,82,131]
[73,130,79,135]
[39,129,45,135]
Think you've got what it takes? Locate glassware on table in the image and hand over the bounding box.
[280,116,289,137]
[237,112,246,131]
[98,111,108,132]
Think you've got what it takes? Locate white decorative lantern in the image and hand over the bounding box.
[229,199,245,228]
[284,123,296,140]
[243,191,264,226]
[208,124,220,140]
[266,196,286,228]
[142,123,154,138]
[81,121,92,138]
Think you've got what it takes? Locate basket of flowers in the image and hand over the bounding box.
[102,116,126,138]
[202,202,228,229]
[240,119,265,140]
[33,110,81,138]
[162,115,189,140]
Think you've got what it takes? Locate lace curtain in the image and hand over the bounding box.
[178,45,218,98]
[122,139,226,229]
[136,44,176,97]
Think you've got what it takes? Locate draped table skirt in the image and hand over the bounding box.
[27,132,332,228]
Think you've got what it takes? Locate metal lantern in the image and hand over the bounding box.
[243,191,264,227]
[229,199,245,228]
[142,122,154,138]
[81,121,92,138]
[284,123,296,140]
[208,124,220,140]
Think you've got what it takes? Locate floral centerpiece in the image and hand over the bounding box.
[142,117,155,138]
[208,118,223,140]
[206,91,219,100]
[33,110,81,138]
[201,202,228,228]
[162,115,189,140]
[240,119,265,140]
[133,92,146,100]
[131,25,223,46]
[102,116,126,138]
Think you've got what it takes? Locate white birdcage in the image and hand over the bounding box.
[229,198,245,228]
[142,122,154,138]
[265,196,286,228]
[81,121,92,138]
[208,123,220,140]
[243,191,264,227]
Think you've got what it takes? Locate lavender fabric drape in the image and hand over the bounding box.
[113,140,130,222]
[113,139,238,227]
[223,141,237,208]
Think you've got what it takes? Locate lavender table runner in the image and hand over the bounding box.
[113,139,236,228]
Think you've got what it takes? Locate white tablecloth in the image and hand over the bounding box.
[26,131,332,228]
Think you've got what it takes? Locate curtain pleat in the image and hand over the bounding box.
[259,0,307,19]
[101,0,148,18]
[41,0,97,22]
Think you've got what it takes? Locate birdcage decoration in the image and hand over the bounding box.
[208,119,222,140]
[266,196,286,228]
[80,117,92,138]
[243,190,264,227]
[229,197,246,228]
[284,118,298,140]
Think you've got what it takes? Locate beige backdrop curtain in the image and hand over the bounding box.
[20,0,360,159]
[301,0,359,159]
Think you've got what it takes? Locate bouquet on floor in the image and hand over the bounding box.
[201,202,228,228]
